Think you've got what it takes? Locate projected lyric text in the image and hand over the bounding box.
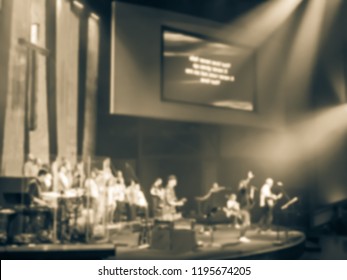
[185,55,235,86]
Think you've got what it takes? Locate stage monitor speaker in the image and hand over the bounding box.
[151,228,196,253]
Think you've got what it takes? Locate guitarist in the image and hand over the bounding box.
[237,171,256,243]
[162,175,187,220]
[223,194,241,228]
[258,178,283,232]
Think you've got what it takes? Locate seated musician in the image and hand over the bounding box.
[223,194,241,228]
[26,169,54,237]
[150,178,165,218]
[27,169,51,207]
[162,175,186,220]
[258,178,283,233]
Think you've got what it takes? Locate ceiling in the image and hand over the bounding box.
[87,0,265,23]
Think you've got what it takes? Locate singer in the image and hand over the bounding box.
[258,178,283,233]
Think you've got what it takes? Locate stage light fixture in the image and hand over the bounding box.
[72,0,84,10]
[91,12,99,21]
[56,0,62,13]
[30,23,39,44]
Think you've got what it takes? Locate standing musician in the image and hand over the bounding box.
[105,178,118,224]
[113,171,127,222]
[126,180,148,221]
[237,171,256,243]
[84,168,99,223]
[57,165,71,192]
[23,154,39,177]
[258,178,283,232]
[150,178,165,218]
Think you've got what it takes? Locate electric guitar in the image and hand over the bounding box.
[266,193,283,208]
[222,207,241,218]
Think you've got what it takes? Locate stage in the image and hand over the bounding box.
[0,222,305,260]
[108,223,305,260]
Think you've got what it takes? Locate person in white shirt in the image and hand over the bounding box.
[84,169,100,224]
[258,178,282,232]
[102,158,114,182]
[126,180,148,221]
[57,165,71,192]
[106,178,118,224]
[223,194,241,228]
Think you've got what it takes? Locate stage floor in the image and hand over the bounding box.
[109,224,305,260]
[0,223,305,260]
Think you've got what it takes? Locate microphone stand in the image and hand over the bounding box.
[281,197,299,243]
[273,196,299,245]
[273,183,290,246]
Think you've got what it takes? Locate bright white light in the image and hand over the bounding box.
[73,1,84,9]
[30,23,39,44]
[189,55,199,62]
[91,13,100,21]
[56,0,62,14]
[219,0,303,47]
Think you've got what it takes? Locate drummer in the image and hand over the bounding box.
[26,169,54,236]
[26,169,52,207]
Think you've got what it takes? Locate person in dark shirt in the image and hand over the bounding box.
[26,169,54,238]
[237,171,256,243]
[27,169,50,207]
[150,178,164,218]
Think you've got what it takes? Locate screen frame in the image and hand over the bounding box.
[160,25,258,113]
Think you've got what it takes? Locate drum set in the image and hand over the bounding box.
[39,189,97,243]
